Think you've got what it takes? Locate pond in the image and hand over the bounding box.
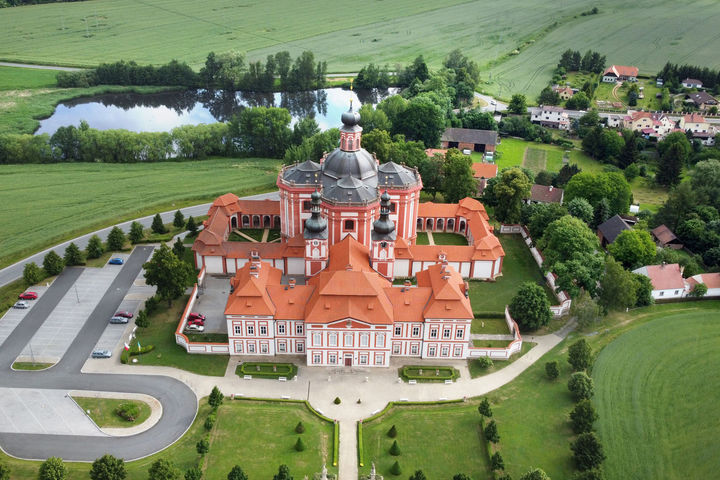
[35,87,398,136]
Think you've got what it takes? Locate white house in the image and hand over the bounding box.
[680,113,716,146]
[682,78,703,89]
[531,106,570,130]
[602,65,639,83]
[632,263,687,300]
[687,273,720,298]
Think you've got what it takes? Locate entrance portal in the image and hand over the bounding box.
[344,355,352,367]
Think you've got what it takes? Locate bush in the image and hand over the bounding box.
[689,283,708,298]
[184,466,202,480]
[120,344,155,364]
[294,436,306,452]
[115,403,140,422]
[227,466,248,480]
[545,361,559,380]
[389,440,401,456]
[196,437,209,455]
[568,372,595,401]
[23,262,43,285]
[568,339,592,371]
[43,250,65,276]
[0,460,9,480]
[571,432,606,471]
[204,413,216,431]
[148,459,180,480]
[390,461,402,476]
[478,397,492,418]
[89,454,125,480]
[38,457,67,480]
[491,452,505,471]
[477,357,493,369]
[135,310,149,328]
[295,421,305,434]
[570,399,598,434]
[572,469,605,480]
[333,397,341,405]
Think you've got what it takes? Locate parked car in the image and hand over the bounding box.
[114,311,133,318]
[188,312,206,321]
[187,317,205,326]
[109,316,129,324]
[108,258,124,265]
[185,324,205,332]
[18,292,38,300]
[91,349,112,358]
[13,301,29,309]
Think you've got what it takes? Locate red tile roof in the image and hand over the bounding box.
[638,263,686,290]
[689,273,720,289]
[683,113,706,123]
[603,65,639,78]
[416,263,473,319]
[472,163,498,180]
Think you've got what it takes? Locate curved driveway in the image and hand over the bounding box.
[0,247,197,461]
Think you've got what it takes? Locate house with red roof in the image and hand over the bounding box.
[632,263,688,300]
[602,65,639,83]
[193,105,506,367]
[623,111,675,140]
[687,273,720,298]
[471,162,498,195]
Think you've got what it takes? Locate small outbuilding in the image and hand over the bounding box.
[596,214,632,247]
[651,224,683,249]
[471,163,498,196]
[632,263,687,300]
[441,128,498,154]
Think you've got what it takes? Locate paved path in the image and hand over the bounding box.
[0,191,279,289]
[0,62,83,72]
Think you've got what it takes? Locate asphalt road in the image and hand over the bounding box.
[0,191,280,289]
[0,247,198,461]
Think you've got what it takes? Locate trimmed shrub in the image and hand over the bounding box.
[387,424,397,438]
[294,437,306,452]
[545,361,560,380]
[477,357,493,369]
[204,413,216,431]
[196,437,209,455]
[568,339,592,372]
[43,251,64,276]
[120,344,155,364]
[333,397,341,405]
[478,397,492,418]
[389,440,401,456]
[568,372,595,401]
[390,461,402,476]
[184,466,202,480]
[295,421,305,434]
[115,403,140,422]
[571,432,606,471]
[38,457,67,480]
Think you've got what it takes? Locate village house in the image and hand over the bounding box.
[440,128,498,154]
[623,111,675,140]
[193,105,507,367]
[552,84,575,100]
[685,91,719,112]
[679,113,716,146]
[682,78,703,89]
[531,106,570,130]
[526,184,564,205]
[471,163,498,196]
[632,263,687,300]
[687,273,720,298]
[602,65,639,83]
[597,214,632,247]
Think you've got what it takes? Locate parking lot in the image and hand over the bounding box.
[17,259,127,363]
[0,285,49,349]
[192,276,231,334]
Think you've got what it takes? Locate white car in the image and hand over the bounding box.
[185,323,205,332]
[109,316,129,324]
[13,301,28,309]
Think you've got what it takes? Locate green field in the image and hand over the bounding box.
[0,66,58,90]
[496,138,595,174]
[204,400,336,480]
[593,310,720,480]
[360,403,490,479]
[468,234,555,314]
[72,397,152,428]
[0,157,280,269]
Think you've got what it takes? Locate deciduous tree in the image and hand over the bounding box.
[494,168,532,224]
[184,466,201,480]
[568,339,592,372]
[566,197,594,225]
[598,258,637,312]
[129,221,144,244]
[148,459,180,480]
[227,466,247,480]
[608,229,656,269]
[570,289,601,328]
[90,455,126,480]
[143,244,194,306]
[508,282,552,330]
[508,94,527,114]
[38,458,68,480]
[545,361,559,380]
[570,399,598,434]
[568,372,595,401]
[442,149,477,202]
[571,432,606,471]
[23,262,42,285]
[519,468,551,480]
[538,216,600,270]
[0,461,9,480]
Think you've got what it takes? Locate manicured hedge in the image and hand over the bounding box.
[399,365,460,382]
[333,421,339,467]
[120,344,155,364]
[236,362,298,379]
[357,421,364,467]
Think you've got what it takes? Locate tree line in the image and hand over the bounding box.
[657,62,720,92]
[56,50,328,92]
[0,0,82,6]
[557,49,606,74]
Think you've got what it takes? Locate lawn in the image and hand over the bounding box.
[468,341,536,379]
[470,317,510,335]
[0,65,58,90]
[497,137,594,174]
[131,294,229,376]
[359,403,490,479]
[629,176,668,212]
[72,397,152,428]
[11,362,53,371]
[203,400,336,480]
[523,147,546,173]
[467,234,555,314]
[430,232,467,245]
[0,157,280,269]
[593,309,720,480]
[415,232,429,245]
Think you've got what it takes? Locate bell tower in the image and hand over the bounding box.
[304,190,329,276]
[370,191,396,279]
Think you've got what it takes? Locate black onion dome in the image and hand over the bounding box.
[304,190,327,239]
[341,104,361,126]
[372,190,396,240]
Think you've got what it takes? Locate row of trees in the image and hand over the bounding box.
[57,60,197,88]
[657,62,720,93]
[557,49,607,74]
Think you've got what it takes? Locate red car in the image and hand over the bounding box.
[115,311,134,318]
[187,317,205,326]
[188,312,206,321]
[18,292,38,300]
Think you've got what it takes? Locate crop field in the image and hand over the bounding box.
[593,310,720,480]
[0,157,280,269]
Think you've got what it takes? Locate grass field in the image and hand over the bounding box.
[593,310,720,480]
[0,157,280,269]
[468,341,536,379]
[72,397,152,428]
[429,232,467,245]
[468,234,555,314]
[496,138,590,174]
[0,66,58,90]
[360,403,490,479]
[203,400,336,480]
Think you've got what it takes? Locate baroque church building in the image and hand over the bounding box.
[192,104,505,367]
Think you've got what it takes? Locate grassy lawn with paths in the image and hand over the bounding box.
[467,341,537,379]
[72,397,152,428]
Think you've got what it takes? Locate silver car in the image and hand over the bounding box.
[109,316,129,324]
[13,301,28,309]
[91,349,112,358]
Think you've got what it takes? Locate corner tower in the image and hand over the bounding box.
[371,191,397,279]
[304,190,328,276]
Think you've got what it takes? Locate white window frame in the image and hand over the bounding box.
[278,324,286,335]
[410,344,419,355]
[377,333,385,348]
[393,343,401,354]
[344,333,353,346]
[456,328,463,339]
[260,325,267,336]
[412,326,420,337]
[260,343,269,354]
[360,334,369,347]
[374,353,384,365]
[359,354,368,365]
[454,345,462,357]
[247,343,255,353]
[394,326,402,336]
[278,342,286,353]
[313,353,321,364]
[329,353,337,364]
[297,342,304,353]
[296,324,303,335]
[234,342,243,353]
[329,333,338,347]
[247,325,255,335]
[428,346,436,356]
[234,325,242,336]
[430,328,438,339]
[443,328,451,339]
[313,333,322,346]
[441,346,449,357]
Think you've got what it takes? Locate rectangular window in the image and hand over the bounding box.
[393,343,401,354]
[344,219,355,231]
[247,343,255,353]
[428,346,436,356]
[297,342,304,353]
[313,333,322,346]
[329,334,337,347]
[456,328,463,339]
[296,324,303,335]
[390,203,397,213]
[454,346,462,357]
[313,353,321,364]
[443,328,451,339]
[303,200,312,212]
[360,334,369,347]
[377,334,385,348]
[234,342,243,353]
[260,325,267,336]
[247,325,255,335]
[394,326,402,336]
[375,353,384,365]
[441,346,449,357]
[278,324,286,335]
[344,333,353,346]
[234,325,242,336]
[260,343,268,354]
[278,342,286,353]
[412,326,420,337]
[359,354,368,365]
[329,354,337,364]
[410,344,419,355]
[430,328,438,339]
[659,292,664,297]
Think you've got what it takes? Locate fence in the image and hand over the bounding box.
[175,268,230,354]
[467,307,522,360]
[500,224,571,316]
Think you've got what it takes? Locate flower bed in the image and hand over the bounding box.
[235,362,298,379]
[399,365,459,383]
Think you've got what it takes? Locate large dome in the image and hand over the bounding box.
[322,149,377,181]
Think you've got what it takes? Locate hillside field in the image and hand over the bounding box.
[0,157,280,269]
[593,310,720,480]
[1,0,719,98]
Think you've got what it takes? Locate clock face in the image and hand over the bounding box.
[313,240,319,246]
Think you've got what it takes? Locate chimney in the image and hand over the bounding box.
[464,281,469,298]
[549,185,553,191]
[289,278,296,289]
[346,263,353,271]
